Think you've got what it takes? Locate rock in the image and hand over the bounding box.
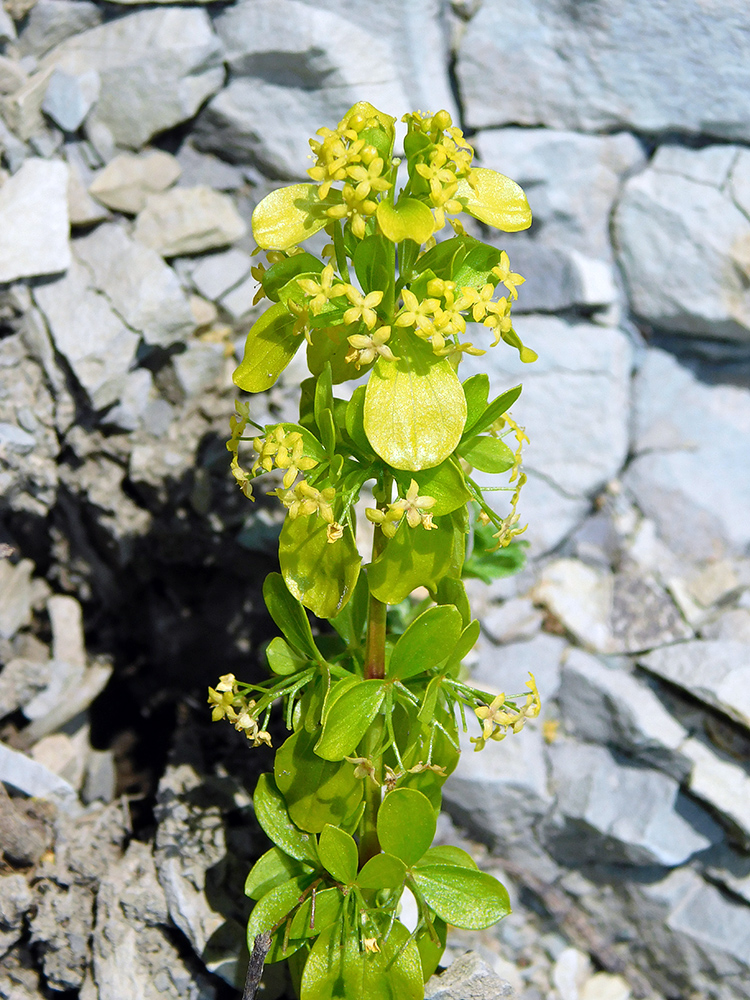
[471,632,567,705]
[0,656,52,720]
[82,748,116,805]
[535,559,613,653]
[189,295,218,329]
[425,950,518,1000]
[73,223,194,347]
[194,0,408,177]
[624,347,750,559]
[477,129,645,260]
[558,648,689,779]
[0,558,34,639]
[66,159,108,226]
[0,874,33,957]
[30,729,88,791]
[4,0,38,22]
[47,593,85,667]
[704,844,750,906]
[88,150,181,215]
[22,660,112,745]
[545,741,719,867]
[0,158,70,283]
[134,186,246,257]
[33,258,139,410]
[456,1,750,142]
[190,247,253,302]
[220,274,261,320]
[154,763,251,986]
[482,597,543,645]
[173,342,225,398]
[581,973,631,1000]
[682,737,750,841]
[0,55,26,95]
[41,67,99,132]
[104,369,156,433]
[17,0,100,58]
[1,67,54,139]
[0,5,15,43]
[41,9,224,149]
[93,840,217,1000]
[639,640,750,731]
[702,608,750,642]
[29,881,93,990]
[0,741,77,811]
[614,146,750,342]
[552,947,591,1000]
[176,142,245,190]
[0,422,36,455]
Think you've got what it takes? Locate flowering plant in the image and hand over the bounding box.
[211,102,539,1000]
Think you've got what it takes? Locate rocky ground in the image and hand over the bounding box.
[1,1,750,998]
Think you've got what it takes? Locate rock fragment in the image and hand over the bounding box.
[17,0,101,58]
[682,737,750,842]
[134,186,247,257]
[41,67,99,132]
[0,158,70,284]
[426,950,518,1000]
[0,874,33,957]
[190,247,252,302]
[88,149,181,215]
[0,558,34,639]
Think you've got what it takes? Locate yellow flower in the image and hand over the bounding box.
[342,287,383,330]
[207,686,239,722]
[396,479,437,530]
[395,288,439,335]
[326,522,344,544]
[492,251,525,300]
[345,325,396,368]
[297,265,348,315]
[275,481,336,523]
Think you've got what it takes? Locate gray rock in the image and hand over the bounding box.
[220,273,261,320]
[0,158,70,284]
[48,593,85,668]
[22,660,112,744]
[558,648,690,779]
[0,422,35,455]
[615,146,750,342]
[505,242,619,316]
[0,5,15,43]
[1,67,55,140]
[471,632,567,705]
[0,55,26,95]
[94,840,217,1000]
[33,258,139,410]
[682,736,750,841]
[426,951,517,1000]
[88,149,181,215]
[639,640,750,731]
[175,142,245,191]
[73,223,194,347]
[41,67,99,132]
[82,748,116,806]
[172,342,225,398]
[624,347,750,559]
[154,764,249,986]
[507,470,590,558]
[29,881,93,990]
[194,0,408,177]
[456,1,750,143]
[545,741,718,867]
[104,368,155,433]
[0,741,78,811]
[0,657,52,720]
[191,248,253,302]
[134,186,246,257]
[704,844,750,906]
[0,874,33,957]
[66,157,109,227]
[482,597,543,645]
[477,129,645,261]
[41,9,224,149]
[702,608,750,642]
[0,558,34,639]
[17,0,101,59]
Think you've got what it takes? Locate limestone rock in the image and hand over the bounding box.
[471,632,567,705]
[545,741,719,867]
[190,248,252,302]
[425,951,517,1000]
[219,273,260,320]
[482,597,543,645]
[682,737,750,841]
[1,67,54,139]
[173,342,225,398]
[0,158,70,283]
[73,223,194,347]
[66,159,108,226]
[0,656,52,719]
[134,186,246,257]
[17,0,101,58]
[552,947,591,1000]
[0,558,34,639]
[0,5,15,43]
[194,0,408,177]
[29,881,93,990]
[33,259,139,410]
[0,741,78,811]
[639,640,750,731]
[614,145,750,342]
[0,874,33,957]
[624,347,750,559]
[558,648,689,778]
[88,150,181,215]
[0,55,26,95]
[456,1,750,142]
[175,142,245,191]
[41,67,99,132]
[477,129,645,260]
[41,9,224,149]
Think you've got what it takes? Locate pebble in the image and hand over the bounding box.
[88,149,181,215]
[0,158,70,284]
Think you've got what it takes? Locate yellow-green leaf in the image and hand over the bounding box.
[279,516,361,620]
[376,199,434,244]
[363,334,467,471]
[456,168,532,233]
[252,184,329,250]
[234,301,301,393]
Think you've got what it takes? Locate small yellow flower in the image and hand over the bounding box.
[342,287,383,330]
[345,325,396,368]
[399,479,437,529]
[326,522,344,544]
[207,687,238,723]
[363,938,380,954]
[492,251,525,300]
[345,756,378,781]
[297,265,349,315]
[395,288,439,335]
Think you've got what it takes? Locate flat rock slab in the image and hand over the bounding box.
[41,8,224,149]
[0,159,70,283]
[426,951,517,1000]
[683,737,750,842]
[134,186,246,257]
[615,145,750,342]
[88,150,181,215]
[456,0,750,142]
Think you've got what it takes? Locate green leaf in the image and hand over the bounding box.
[263,573,321,661]
[274,730,363,834]
[245,847,312,901]
[464,384,522,438]
[417,675,441,724]
[459,436,515,473]
[377,788,436,867]
[388,604,462,680]
[353,234,393,299]
[317,825,358,884]
[288,886,343,942]
[463,525,527,584]
[328,571,369,648]
[462,374,490,430]
[411,865,511,930]
[315,679,385,761]
[247,875,312,941]
[263,253,325,301]
[307,326,362,385]
[233,301,301,393]
[279,516,361,620]
[415,845,478,870]
[443,619,481,677]
[301,919,423,1000]
[314,364,334,430]
[345,386,373,456]
[364,333,467,471]
[434,576,470,628]
[266,636,308,677]
[253,773,319,865]
[393,457,471,517]
[450,241,503,290]
[415,917,447,983]
[252,184,330,250]
[413,236,468,281]
[376,198,435,244]
[368,517,454,605]
[456,168,532,233]
[356,853,407,890]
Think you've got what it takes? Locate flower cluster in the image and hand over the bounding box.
[366,480,437,538]
[252,427,318,489]
[471,674,541,751]
[207,674,272,747]
[403,109,475,231]
[274,481,343,543]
